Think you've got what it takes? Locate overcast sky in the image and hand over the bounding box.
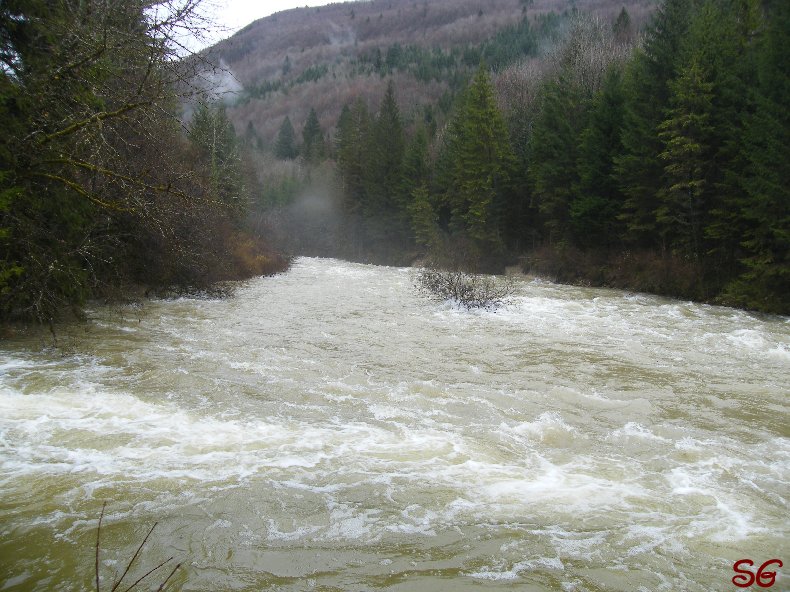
[196,0,346,49]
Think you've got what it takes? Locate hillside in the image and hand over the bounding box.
[197,0,789,315]
[206,0,655,146]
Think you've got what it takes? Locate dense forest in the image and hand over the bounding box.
[2,0,787,320]
[238,0,788,314]
[0,0,288,324]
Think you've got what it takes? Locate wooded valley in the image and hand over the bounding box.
[2,0,787,321]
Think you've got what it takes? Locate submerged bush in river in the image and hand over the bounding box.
[415,267,515,309]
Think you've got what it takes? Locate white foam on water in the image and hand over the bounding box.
[503,412,579,447]
[608,422,669,443]
[467,559,531,580]
[767,343,790,362]
[1,257,788,589]
[666,465,763,542]
[478,464,644,512]
[540,526,609,562]
[727,328,768,350]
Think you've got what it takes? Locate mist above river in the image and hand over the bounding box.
[1,258,787,591]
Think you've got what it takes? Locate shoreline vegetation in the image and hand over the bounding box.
[249,0,787,316]
[0,0,290,326]
[2,0,787,326]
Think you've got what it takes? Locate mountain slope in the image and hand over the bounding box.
[206,0,655,146]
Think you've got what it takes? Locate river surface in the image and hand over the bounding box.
[1,257,788,591]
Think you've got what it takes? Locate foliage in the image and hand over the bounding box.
[528,72,588,244]
[274,116,299,160]
[295,64,329,84]
[189,102,246,216]
[238,0,787,314]
[656,58,714,259]
[301,108,325,164]
[438,65,516,251]
[573,66,626,247]
[0,0,288,323]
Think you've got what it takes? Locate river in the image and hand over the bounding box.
[1,257,787,591]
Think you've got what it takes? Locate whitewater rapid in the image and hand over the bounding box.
[0,258,787,591]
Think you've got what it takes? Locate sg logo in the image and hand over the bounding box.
[732,559,783,588]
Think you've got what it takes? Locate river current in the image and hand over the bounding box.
[1,257,788,591]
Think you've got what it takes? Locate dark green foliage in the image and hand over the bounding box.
[656,58,714,259]
[528,73,588,245]
[439,65,516,252]
[480,17,539,71]
[295,64,329,84]
[402,125,431,204]
[333,99,376,257]
[354,16,556,84]
[240,79,283,103]
[573,66,626,248]
[409,185,439,249]
[613,7,633,43]
[0,0,171,320]
[301,108,325,164]
[722,0,790,312]
[274,116,299,160]
[615,0,695,246]
[347,81,409,250]
[369,81,405,214]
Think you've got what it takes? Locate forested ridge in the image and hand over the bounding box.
[234,0,787,314]
[0,0,288,324]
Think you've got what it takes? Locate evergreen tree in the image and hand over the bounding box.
[409,185,440,249]
[573,66,626,247]
[613,7,633,43]
[402,125,431,202]
[725,0,790,312]
[365,80,407,242]
[656,58,714,259]
[685,0,761,279]
[529,72,588,245]
[274,116,298,160]
[301,108,325,164]
[335,99,373,223]
[615,0,695,246]
[442,65,516,251]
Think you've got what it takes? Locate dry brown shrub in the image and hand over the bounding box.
[415,266,516,310]
[229,233,291,278]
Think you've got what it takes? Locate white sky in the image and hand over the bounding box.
[196,0,346,49]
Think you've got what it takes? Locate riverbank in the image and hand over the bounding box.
[0,232,291,330]
[517,245,788,316]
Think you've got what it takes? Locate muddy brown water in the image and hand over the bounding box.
[1,257,787,591]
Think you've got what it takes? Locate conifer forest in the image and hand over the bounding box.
[2,0,788,320]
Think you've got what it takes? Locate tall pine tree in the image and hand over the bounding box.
[724,0,790,312]
[366,80,406,242]
[274,116,298,160]
[656,57,714,260]
[529,72,588,245]
[442,65,516,253]
[573,66,626,248]
[301,108,325,164]
[615,0,695,247]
